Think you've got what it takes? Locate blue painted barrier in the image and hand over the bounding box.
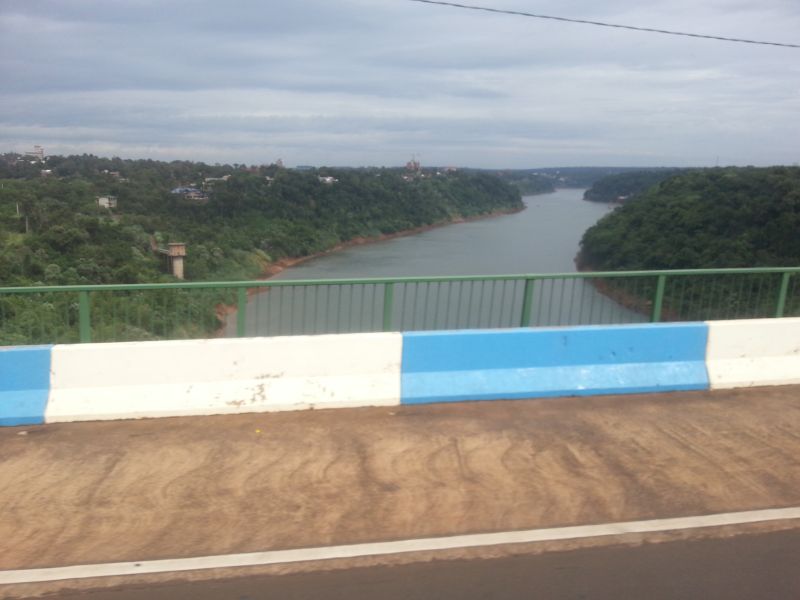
[7,319,799,426]
[401,324,710,405]
[0,346,52,426]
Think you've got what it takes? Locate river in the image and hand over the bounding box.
[226,188,644,336]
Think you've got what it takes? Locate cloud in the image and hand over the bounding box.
[0,0,798,167]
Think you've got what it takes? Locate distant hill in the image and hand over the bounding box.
[583,169,689,203]
[491,167,681,195]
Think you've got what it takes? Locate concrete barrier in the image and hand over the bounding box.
[401,323,710,405]
[2,318,799,427]
[46,333,402,422]
[706,317,800,389]
[0,346,52,426]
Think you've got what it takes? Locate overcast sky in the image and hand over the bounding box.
[1,0,798,168]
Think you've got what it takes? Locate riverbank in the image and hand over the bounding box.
[262,205,525,279]
[575,254,675,321]
[215,205,525,330]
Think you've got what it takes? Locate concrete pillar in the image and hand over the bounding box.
[168,243,186,280]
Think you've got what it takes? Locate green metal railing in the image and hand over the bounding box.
[1,267,798,345]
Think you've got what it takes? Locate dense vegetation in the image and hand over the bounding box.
[0,153,522,343]
[578,167,800,319]
[494,167,659,194]
[493,171,556,195]
[583,169,688,203]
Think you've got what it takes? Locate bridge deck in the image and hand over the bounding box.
[2,386,800,592]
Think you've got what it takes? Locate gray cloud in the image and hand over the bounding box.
[1,0,798,167]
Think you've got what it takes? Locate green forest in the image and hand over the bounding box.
[578,167,800,320]
[583,168,688,203]
[580,167,800,270]
[0,153,522,343]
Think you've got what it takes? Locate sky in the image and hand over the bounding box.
[1,0,799,168]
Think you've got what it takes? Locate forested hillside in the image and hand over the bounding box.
[0,154,522,286]
[583,168,688,203]
[0,153,522,343]
[494,171,556,195]
[579,167,800,270]
[578,167,800,321]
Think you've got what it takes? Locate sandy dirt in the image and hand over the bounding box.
[1,386,799,576]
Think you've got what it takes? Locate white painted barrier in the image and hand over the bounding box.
[47,333,402,422]
[706,317,800,389]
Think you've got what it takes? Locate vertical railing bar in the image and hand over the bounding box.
[735,276,747,320]
[276,286,284,336]
[339,284,346,333]
[443,280,454,330]
[465,281,475,328]
[347,285,361,333]
[111,293,117,342]
[491,281,499,327]
[417,282,426,330]
[236,287,247,338]
[409,283,419,330]
[399,283,409,331]
[254,288,262,336]
[476,281,487,328]
[332,285,340,333]
[78,290,91,343]
[311,285,318,334]
[345,284,352,333]
[432,282,442,329]
[553,278,565,325]
[600,279,611,324]
[304,284,312,334]
[394,283,405,331]
[546,279,556,325]
[731,277,753,319]
[587,279,599,326]
[498,279,509,327]
[701,277,727,318]
[358,284,366,332]
[775,272,791,318]
[598,279,609,324]
[748,275,758,318]
[265,287,273,335]
[360,285,367,333]
[752,275,763,318]
[288,285,296,334]
[566,277,578,325]
[334,284,347,333]
[423,282,433,330]
[651,274,666,323]
[576,279,587,326]
[314,285,322,334]
[520,278,535,327]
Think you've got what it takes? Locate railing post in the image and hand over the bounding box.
[382,283,395,331]
[236,287,247,337]
[775,272,792,318]
[651,274,666,323]
[78,291,92,343]
[520,278,535,327]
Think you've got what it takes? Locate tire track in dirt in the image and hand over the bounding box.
[2,386,800,570]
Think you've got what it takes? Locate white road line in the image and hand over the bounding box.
[3,507,800,585]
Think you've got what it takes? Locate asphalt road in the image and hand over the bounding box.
[44,529,800,600]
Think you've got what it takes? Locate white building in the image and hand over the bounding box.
[97,195,118,209]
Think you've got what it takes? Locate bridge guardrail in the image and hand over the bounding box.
[1,267,798,345]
